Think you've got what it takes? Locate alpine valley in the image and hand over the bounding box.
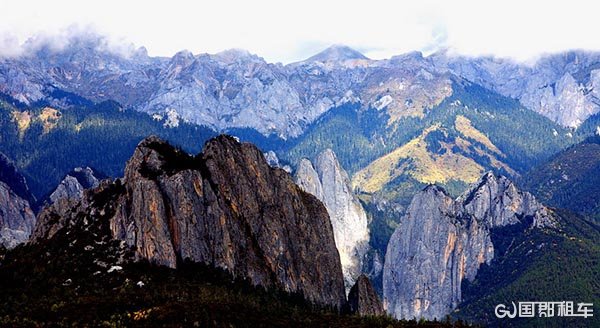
[0,32,599,327]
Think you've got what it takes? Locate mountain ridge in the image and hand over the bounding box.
[3,32,600,139]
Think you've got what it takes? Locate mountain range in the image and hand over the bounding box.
[3,33,600,139]
[0,32,599,327]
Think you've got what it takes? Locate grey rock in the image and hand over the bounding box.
[4,32,599,135]
[434,51,600,127]
[0,181,36,248]
[304,45,369,63]
[348,274,384,316]
[49,167,100,204]
[383,172,556,320]
[0,153,36,248]
[294,149,370,291]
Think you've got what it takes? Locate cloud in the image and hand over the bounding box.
[0,24,143,59]
[1,0,600,63]
[0,34,23,57]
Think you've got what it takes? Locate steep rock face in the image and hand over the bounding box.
[459,172,554,228]
[48,167,100,204]
[0,153,36,248]
[348,274,384,316]
[139,51,313,138]
[0,181,36,248]
[294,150,370,291]
[383,172,556,320]
[0,153,35,205]
[34,135,346,308]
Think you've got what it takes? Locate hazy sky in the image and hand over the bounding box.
[1,0,599,63]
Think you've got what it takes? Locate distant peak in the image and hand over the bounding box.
[213,48,258,64]
[316,148,338,164]
[173,49,194,59]
[305,45,368,62]
[215,48,251,58]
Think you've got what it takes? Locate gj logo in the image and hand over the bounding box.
[495,301,593,319]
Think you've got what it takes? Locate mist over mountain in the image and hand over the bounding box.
[3,31,600,139]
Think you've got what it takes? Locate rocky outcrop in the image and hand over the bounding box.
[294,149,370,291]
[0,153,36,248]
[48,167,100,204]
[0,181,36,248]
[348,274,384,316]
[383,172,556,320]
[34,135,346,308]
[263,151,291,173]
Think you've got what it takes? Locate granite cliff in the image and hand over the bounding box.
[34,135,347,308]
[294,149,370,291]
[0,153,36,248]
[383,172,557,320]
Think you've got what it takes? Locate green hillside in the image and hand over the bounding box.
[281,80,572,196]
[455,210,600,327]
[523,136,600,223]
[0,97,216,200]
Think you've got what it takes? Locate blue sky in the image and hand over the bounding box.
[1,0,599,63]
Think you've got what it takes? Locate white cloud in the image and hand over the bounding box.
[1,0,600,63]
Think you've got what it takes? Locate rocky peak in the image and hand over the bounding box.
[48,167,100,204]
[459,171,555,228]
[165,50,196,73]
[35,135,347,308]
[305,45,368,63]
[262,151,292,173]
[294,149,370,292]
[383,173,557,320]
[348,274,384,316]
[212,48,256,65]
[295,158,324,200]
